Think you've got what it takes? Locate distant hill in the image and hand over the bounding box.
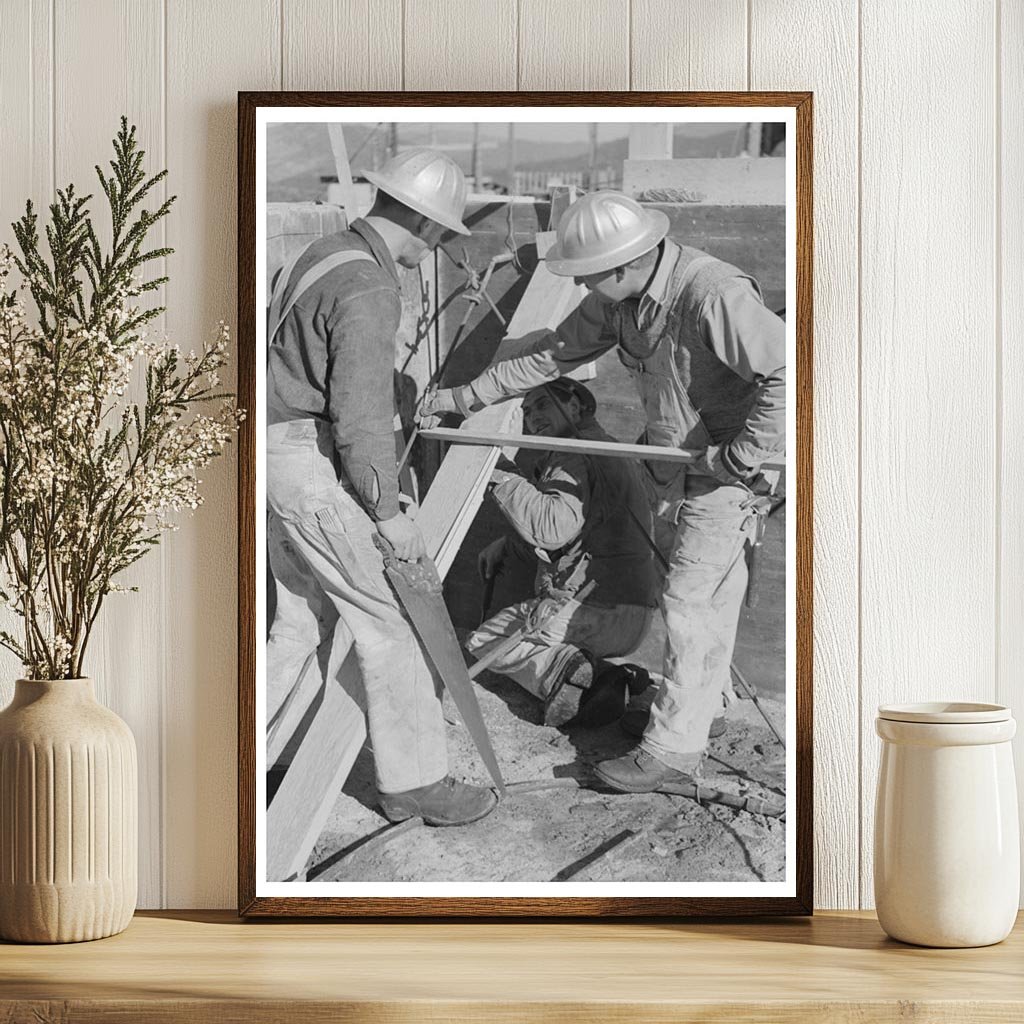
[268,121,754,202]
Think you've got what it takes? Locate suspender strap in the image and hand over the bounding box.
[267,246,376,343]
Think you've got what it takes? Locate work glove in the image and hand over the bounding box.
[416,385,469,428]
[477,536,507,582]
[376,511,426,562]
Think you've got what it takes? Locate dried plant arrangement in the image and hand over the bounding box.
[0,118,242,680]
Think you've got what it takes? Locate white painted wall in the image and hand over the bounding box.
[0,0,1018,911]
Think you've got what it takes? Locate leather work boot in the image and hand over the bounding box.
[620,707,727,740]
[378,777,498,827]
[594,747,700,794]
[542,647,594,727]
[575,663,632,728]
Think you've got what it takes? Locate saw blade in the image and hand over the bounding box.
[376,540,505,794]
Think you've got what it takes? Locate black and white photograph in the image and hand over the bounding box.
[242,97,808,914]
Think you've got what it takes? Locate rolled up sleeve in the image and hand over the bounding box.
[467,293,616,408]
[324,284,403,521]
[700,279,786,468]
[490,454,590,551]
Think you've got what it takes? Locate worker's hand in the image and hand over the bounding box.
[417,386,462,428]
[477,536,507,582]
[377,512,426,562]
[696,444,759,487]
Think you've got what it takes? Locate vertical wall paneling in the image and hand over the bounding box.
[282,0,402,91]
[859,0,998,908]
[519,0,629,90]
[53,0,166,909]
[630,0,746,91]
[750,0,860,910]
[0,2,53,695]
[999,0,1024,896]
[2,0,1021,912]
[404,0,517,90]
[164,0,280,907]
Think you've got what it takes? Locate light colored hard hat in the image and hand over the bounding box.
[363,146,471,236]
[546,191,670,277]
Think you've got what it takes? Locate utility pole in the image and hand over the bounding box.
[746,122,763,157]
[587,123,598,189]
[472,122,483,192]
[506,122,517,195]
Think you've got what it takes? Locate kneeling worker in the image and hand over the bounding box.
[465,379,659,726]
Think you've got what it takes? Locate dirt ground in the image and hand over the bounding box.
[305,652,787,885]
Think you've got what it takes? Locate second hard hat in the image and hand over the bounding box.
[546,191,669,277]
[363,146,471,236]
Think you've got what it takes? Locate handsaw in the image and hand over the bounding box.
[373,536,505,795]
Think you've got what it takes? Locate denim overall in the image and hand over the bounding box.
[265,247,447,794]
[616,249,764,769]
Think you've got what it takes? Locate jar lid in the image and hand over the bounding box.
[877,701,1011,724]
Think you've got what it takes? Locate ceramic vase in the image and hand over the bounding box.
[874,702,1019,947]
[0,678,137,943]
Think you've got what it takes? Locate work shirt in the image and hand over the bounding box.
[490,418,659,609]
[464,237,785,471]
[267,219,402,521]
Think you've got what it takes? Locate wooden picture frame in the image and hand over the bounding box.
[238,91,813,917]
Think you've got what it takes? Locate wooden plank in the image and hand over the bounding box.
[416,233,586,576]
[282,0,401,90]
[750,0,860,913]
[326,125,359,227]
[6,911,1024,1018]
[52,0,166,910]
[423,427,786,470]
[266,650,366,882]
[404,0,517,90]
[0,0,52,696]
[859,1,998,908]
[519,0,629,90]
[164,0,280,909]
[999,0,1024,905]
[630,0,747,90]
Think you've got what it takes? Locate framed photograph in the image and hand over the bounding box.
[238,91,812,916]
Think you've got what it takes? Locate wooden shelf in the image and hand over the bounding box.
[2,910,1022,1022]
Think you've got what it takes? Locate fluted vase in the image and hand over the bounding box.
[0,678,137,943]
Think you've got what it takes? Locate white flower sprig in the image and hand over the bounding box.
[0,119,242,679]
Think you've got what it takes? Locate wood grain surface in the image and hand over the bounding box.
[1,910,1023,1023]
[858,2,998,909]
[0,0,1018,914]
[750,0,860,913]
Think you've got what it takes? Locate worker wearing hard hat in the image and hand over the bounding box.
[265,147,497,827]
[423,190,785,794]
[467,378,659,728]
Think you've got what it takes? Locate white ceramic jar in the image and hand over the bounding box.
[874,702,1019,947]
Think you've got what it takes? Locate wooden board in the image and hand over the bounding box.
[404,0,517,90]
[416,232,586,577]
[52,0,166,911]
[3,910,1024,1022]
[858,0,998,909]
[630,0,747,91]
[266,648,366,881]
[750,0,860,910]
[421,427,785,470]
[1001,0,1024,903]
[164,0,281,909]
